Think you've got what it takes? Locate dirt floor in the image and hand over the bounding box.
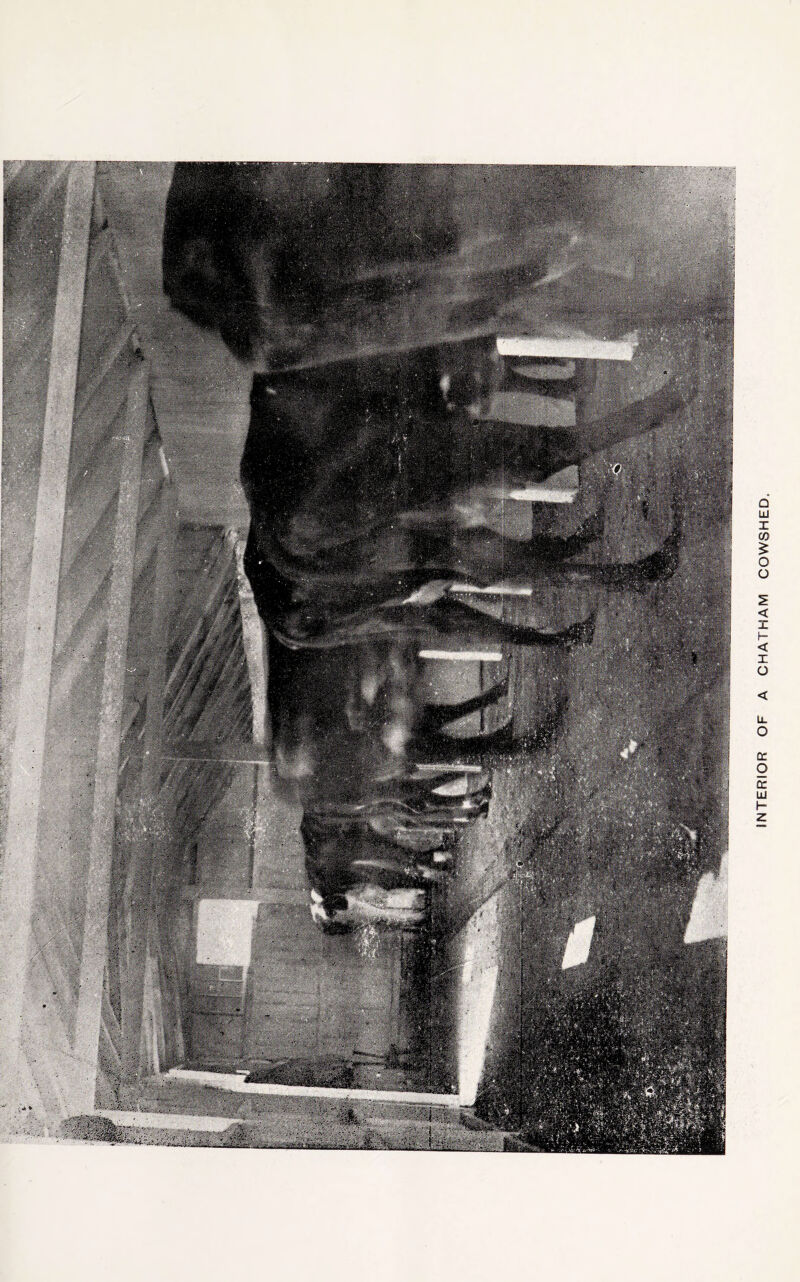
[418,300,732,1153]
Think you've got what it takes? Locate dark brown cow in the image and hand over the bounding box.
[162,163,696,937]
[162,162,584,368]
[240,340,688,652]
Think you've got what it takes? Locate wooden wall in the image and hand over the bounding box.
[111,524,254,1084]
[2,162,153,1126]
[1,163,254,1134]
[183,763,403,1076]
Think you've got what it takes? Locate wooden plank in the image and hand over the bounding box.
[234,535,269,746]
[71,360,151,1112]
[497,331,638,361]
[36,873,122,1064]
[63,430,160,581]
[165,600,242,732]
[508,472,579,503]
[167,944,187,1066]
[56,443,161,652]
[163,595,240,731]
[175,654,248,760]
[168,569,232,685]
[148,939,167,1072]
[419,650,503,663]
[23,946,82,1120]
[413,762,484,774]
[181,886,306,904]
[450,582,533,598]
[6,161,70,247]
[0,162,96,1114]
[4,159,26,186]
[71,330,136,470]
[49,480,163,707]
[121,490,177,1080]
[163,740,274,764]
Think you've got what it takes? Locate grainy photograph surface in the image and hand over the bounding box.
[1,161,733,1153]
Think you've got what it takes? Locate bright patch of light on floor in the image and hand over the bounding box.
[196,899,259,966]
[456,895,500,1106]
[457,964,499,1106]
[684,850,728,944]
[561,915,596,969]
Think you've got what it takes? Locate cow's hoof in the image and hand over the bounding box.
[564,612,597,648]
[578,505,605,546]
[630,502,684,590]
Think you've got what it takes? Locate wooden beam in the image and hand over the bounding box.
[49,479,163,707]
[178,764,238,849]
[71,359,151,1113]
[7,161,70,247]
[450,583,533,598]
[180,886,307,903]
[507,464,579,504]
[497,331,638,361]
[189,652,249,739]
[165,534,238,699]
[121,491,177,1081]
[162,740,274,764]
[61,430,160,582]
[74,318,137,422]
[233,534,268,746]
[163,595,240,732]
[0,162,96,1116]
[419,649,504,663]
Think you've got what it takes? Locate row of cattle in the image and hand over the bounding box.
[162,164,693,932]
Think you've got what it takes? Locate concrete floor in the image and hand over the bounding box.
[424,310,732,1153]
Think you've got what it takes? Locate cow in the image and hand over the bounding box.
[310,885,428,934]
[240,339,688,654]
[163,163,691,652]
[264,623,569,808]
[161,162,584,368]
[161,163,696,938]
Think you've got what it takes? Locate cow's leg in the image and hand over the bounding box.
[527,507,605,561]
[504,372,691,478]
[426,596,597,648]
[349,857,434,889]
[441,499,681,590]
[416,692,567,760]
[418,675,509,732]
[568,372,694,465]
[395,773,492,808]
[538,499,684,590]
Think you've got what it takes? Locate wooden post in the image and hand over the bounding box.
[507,464,579,503]
[162,741,275,764]
[71,360,151,1113]
[0,162,96,1116]
[413,763,483,775]
[497,332,638,361]
[419,650,504,663]
[450,583,534,598]
[121,491,177,1081]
